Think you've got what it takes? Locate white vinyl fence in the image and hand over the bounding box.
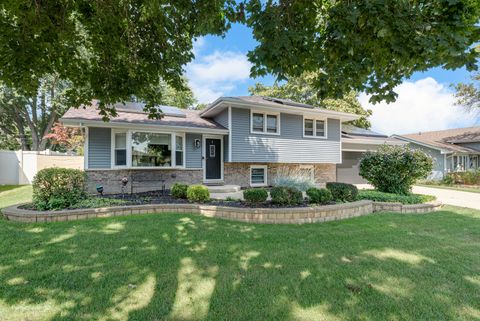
[0,150,83,185]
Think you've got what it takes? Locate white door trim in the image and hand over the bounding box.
[202,135,224,183]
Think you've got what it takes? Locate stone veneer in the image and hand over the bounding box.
[86,163,336,194]
[86,169,203,194]
[224,163,336,187]
[2,200,442,224]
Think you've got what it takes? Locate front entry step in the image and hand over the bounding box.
[205,185,241,193]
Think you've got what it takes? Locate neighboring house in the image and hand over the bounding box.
[393,127,480,180]
[61,96,360,193]
[337,125,406,184]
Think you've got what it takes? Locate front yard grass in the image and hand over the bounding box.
[416,183,480,194]
[0,204,479,321]
[0,185,32,210]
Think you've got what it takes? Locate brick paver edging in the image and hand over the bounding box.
[2,200,442,224]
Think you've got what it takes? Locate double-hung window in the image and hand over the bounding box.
[251,111,279,134]
[304,117,327,138]
[113,132,127,166]
[175,135,184,167]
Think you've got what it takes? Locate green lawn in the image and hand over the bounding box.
[417,183,480,194]
[0,185,32,210]
[0,202,479,321]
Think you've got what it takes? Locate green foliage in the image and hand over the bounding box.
[243,188,268,204]
[247,0,479,103]
[306,187,333,205]
[249,74,372,129]
[171,183,189,199]
[32,168,87,210]
[272,167,316,192]
[69,197,127,209]
[186,185,210,203]
[326,182,358,202]
[359,145,434,195]
[445,171,480,185]
[1,1,478,115]
[0,1,237,118]
[0,131,20,150]
[357,190,436,204]
[454,69,480,117]
[270,186,303,206]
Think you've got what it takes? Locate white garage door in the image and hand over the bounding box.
[336,151,367,184]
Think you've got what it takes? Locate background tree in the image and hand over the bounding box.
[249,73,372,129]
[455,72,480,118]
[44,123,84,154]
[0,1,478,118]
[147,78,197,109]
[0,75,71,151]
[0,131,20,150]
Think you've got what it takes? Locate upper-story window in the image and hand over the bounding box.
[304,117,327,138]
[251,111,280,135]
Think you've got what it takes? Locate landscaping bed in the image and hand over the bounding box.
[357,189,436,204]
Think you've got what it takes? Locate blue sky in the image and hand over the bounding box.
[185,24,478,134]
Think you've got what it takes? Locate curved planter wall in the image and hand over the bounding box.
[2,200,442,224]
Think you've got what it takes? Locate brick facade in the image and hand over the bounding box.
[86,169,203,194]
[86,162,336,194]
[224,163,336,188]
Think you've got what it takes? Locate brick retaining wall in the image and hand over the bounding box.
[2,200,442,224]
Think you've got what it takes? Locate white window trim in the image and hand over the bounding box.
[250,165,268,187]
[303,115,328,139]
[111,129,186,170]
[175,134,186,168]
[250,110,280,135]
[111,129,128,169]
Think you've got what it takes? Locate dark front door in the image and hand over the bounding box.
[205,138,221,180]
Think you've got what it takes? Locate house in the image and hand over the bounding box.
[393,127,480,180]
[61,96,366,193]
[337,125,406,184]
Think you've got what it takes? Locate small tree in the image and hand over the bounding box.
[44,123,84,154]
[359,145,433,195]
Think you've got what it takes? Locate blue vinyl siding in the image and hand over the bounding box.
[230,108,341,163]
[88,127,111,169]
[409,143,445,180]
[186,133,202,168]
[213,109,229,129]
[456,142,480,152]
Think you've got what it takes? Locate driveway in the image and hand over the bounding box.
[412,185,480,210]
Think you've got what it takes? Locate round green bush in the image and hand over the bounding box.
[306,187,333,204]
[171,183,188,199]
[326,182,358,202]
[270,186,303,206]
[243,188,268,204]
[359,145,433,195]
[186,185,210,203]
[32,168,87,210]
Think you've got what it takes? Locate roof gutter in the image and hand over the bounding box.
[391,135,451,154]
[60,118,229,135]
[201,98,360,122]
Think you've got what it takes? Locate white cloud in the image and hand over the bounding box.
[186,50,252,103]
[359,77,478,135]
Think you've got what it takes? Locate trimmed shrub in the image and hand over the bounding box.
[32,168,87,210]
[243,188,268,204]
[359,145,433,195]
[186,185,210,203]
[306,187,333,205]
[270,186,303,206]
[326,182,358,202]
[357,190,436,204]
[171,183,188,199]
[445,171,480,185]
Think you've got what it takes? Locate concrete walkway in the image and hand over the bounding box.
[412,185,480,210]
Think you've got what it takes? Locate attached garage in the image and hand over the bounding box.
[337,125,406,184]
[337,151,367,184]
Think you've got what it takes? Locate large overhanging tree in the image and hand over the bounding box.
[0,0,478,119]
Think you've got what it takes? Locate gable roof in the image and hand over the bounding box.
[394,126,480,153]
[201,96,360,122]
[60,101,227,133]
